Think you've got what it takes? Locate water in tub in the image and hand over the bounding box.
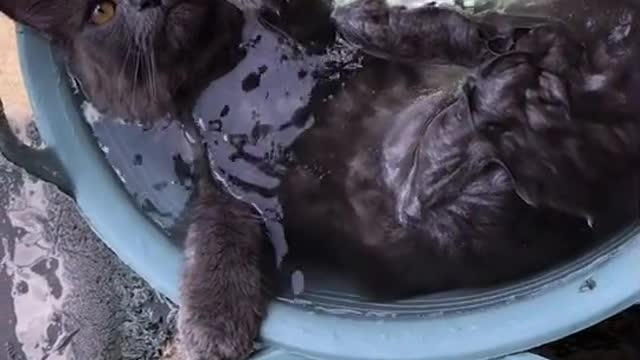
[75,11,367,295]
[73,0,640,304]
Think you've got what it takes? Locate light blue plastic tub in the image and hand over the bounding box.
[2,24,640,360]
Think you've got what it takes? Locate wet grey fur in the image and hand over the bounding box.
[3,0,640,360]
[178,181,275,360]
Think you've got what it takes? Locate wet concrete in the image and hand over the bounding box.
[0,123,175,360]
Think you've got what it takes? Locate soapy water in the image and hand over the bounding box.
[81,102,196,236]
[70,10,377,299]
[194,14,362,265]
[196,0,640,302]
[68,0,476,302]
[77,12,364,283]
[73,0,640,304]
[76,0,481,244]
[68,12,346,303]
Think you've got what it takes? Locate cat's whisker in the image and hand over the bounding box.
[152,52,160,104]
[142,52,152,98]
[138,40,157,111]
[132,51,142,115]
[148,48,159,104]
[119,39,134,96]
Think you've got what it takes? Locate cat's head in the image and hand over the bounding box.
[1,0,245,121]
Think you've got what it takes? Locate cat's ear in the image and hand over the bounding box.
[0,0,69,37]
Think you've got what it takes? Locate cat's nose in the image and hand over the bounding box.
[129,0,161,11]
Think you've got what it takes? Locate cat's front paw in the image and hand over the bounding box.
[177,247,270,360]
[177,189,274,360]
[177,305,258,360]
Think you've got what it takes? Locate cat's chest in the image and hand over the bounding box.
[197,23,323,181]
[193,17,358,261]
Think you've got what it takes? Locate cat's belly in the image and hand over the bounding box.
[193,16,595,297]
[194,21,470,279]
[279,162,594,299]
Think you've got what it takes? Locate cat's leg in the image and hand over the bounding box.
[463,24,640,221]
[178,186,275,360]
[462,43,595,219]
[331,0,491,65]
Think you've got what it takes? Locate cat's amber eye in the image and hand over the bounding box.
[90,1,116,25]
